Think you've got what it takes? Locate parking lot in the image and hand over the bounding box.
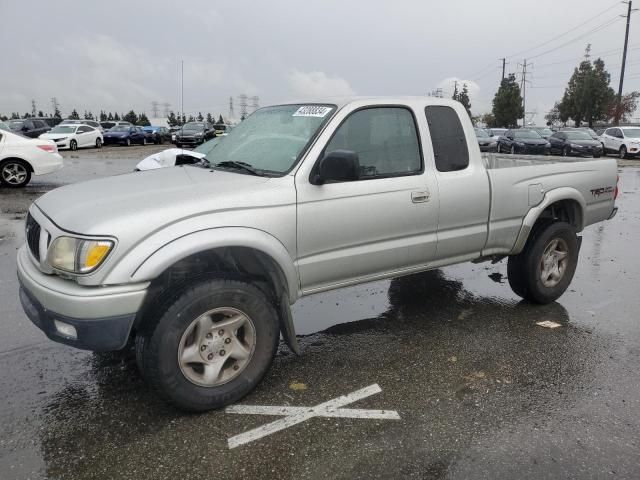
[1,148,639,479]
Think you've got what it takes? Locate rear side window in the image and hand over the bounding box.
[425,106,469,172]
[325,107,422,179]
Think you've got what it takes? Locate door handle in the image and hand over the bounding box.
[411,190,430,203]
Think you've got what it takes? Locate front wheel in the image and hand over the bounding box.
[70,139,78,151]
[619,146,627,159]
[126,138,131,147]
[496,143,502,153]
[563,146,571,157]
[510,145,516,154]
[0,159,31,188]
[137,279,280,412]
[507,221,579,304]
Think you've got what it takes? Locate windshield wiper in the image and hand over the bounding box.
[213,161,262,176]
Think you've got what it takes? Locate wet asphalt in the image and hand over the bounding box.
[1,147,639,479]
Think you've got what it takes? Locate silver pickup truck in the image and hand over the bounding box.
[18,97,618,411]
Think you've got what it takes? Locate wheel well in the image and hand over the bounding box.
[1,157,33,172]
[535,199,583,232]
[134,247,289,331]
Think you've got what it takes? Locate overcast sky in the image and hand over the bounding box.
[1,0,638,124]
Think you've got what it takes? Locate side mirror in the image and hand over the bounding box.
[312,150,359,185]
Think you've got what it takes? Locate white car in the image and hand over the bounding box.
[39,124,104,151]
[0,128,63,188]
[600,126,640,159]
[135,137,219,171]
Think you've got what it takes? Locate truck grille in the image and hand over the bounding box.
[26,213,41,261]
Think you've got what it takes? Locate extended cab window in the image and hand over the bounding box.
[425,106,469,172]
[324,107,421,178]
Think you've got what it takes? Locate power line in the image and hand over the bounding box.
[505,1,621,59]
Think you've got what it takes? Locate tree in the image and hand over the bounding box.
[0,114,7,121]
[11,112,20,119]
[123,110,137,124]
[84,110,94,120]
[69,109,80,120]
[544,102,563,127]
[23,112,31,118]
[608,91,640,123]
[453,83,472,119]
[99,111,107,121]
[37,110,44,117]
[206,112,214,124]
[196,112,204,121]
[167,111,180,126]
[217,114,225,125]
[137,113,150,126]
[480,112,496,128]
[491,74,524,128]
[556,57,615,127]
[114,112,121,121]
[107,112,114,121]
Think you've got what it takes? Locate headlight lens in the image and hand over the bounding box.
[47,236,114,273]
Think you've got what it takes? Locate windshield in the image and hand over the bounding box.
[8,120,24,129]
[514,130,542,139]
[564,131,592,140]
[534,128,553,136]
[204,104,335,175]
[623,128,640,138]
[111,126,130,132]
[475,128,489,138]
[183,122,205,131]
[490,129,506,136]
[0,122,10,132]
[194,137,220,155]
[61,120,81,124]
[50,125,77,134]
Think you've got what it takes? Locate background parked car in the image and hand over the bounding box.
[0,128,63,188]
[141,126,171,144]
[560,126,599,140]
[496,129,550,155]
[548,130,603,157]
[39,124,103,150]
[100,121,133,131]
[103,125,147,146]
[60,119,104,133]
[600,126,640,158]
[7,118,51,138]
[528,126,554,139]
[486,128,508,143]
[174,122,216,147]
[474,128,495,152]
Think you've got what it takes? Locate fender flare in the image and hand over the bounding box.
[511,187,586,255]
[121,227,300,304]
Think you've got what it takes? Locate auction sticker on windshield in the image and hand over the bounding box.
[293,106,332,117]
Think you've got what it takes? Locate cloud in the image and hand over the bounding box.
[286,70,355,98]
[437,77,487,113]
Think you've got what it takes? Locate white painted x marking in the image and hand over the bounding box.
[225,383,400,449]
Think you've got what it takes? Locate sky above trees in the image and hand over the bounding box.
[0,0,637,124]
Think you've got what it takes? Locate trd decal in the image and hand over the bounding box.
[590,186,614,197]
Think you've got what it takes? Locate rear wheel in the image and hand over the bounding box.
[619,146,627,159]
[95,137,102,149]
[507,221,579,304]
[562,146,571,157]
[0,159,31,188]
[136,278,280,411]
[496,143,502,153]
[510,145,516,154]
[126,138,131,147]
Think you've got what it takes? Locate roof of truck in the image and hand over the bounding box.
[280,96,460,109]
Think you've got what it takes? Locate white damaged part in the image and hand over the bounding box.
[536,320,562,329]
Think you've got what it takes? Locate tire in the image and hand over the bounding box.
[619,146,627,159]
[175,143,181,148]
[507,221,579,304]
[126,138,131,147]
[137,278,280,412]
[95,137,102,149]
[510,145,516,154]
[562,146,571,157]
[70,139,78,151]
[496,143,502,153]
[0,159,31,188]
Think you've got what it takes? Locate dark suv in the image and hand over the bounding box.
[175,122,216,147]
[7,118,51,138]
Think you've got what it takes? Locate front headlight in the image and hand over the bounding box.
[47,236,114,273]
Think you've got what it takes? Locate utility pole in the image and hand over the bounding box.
[150,101,159,118]
[238,94,248,120]
[180,60,184,125]
[615,1,637,125]
[501,58,506,81]
[519,59,531,127]
[31,99,36,117]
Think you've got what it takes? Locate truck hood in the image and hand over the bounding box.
[34,166,274,236]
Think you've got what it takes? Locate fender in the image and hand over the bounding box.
[510,187,586,255]
[106,227,301,304]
